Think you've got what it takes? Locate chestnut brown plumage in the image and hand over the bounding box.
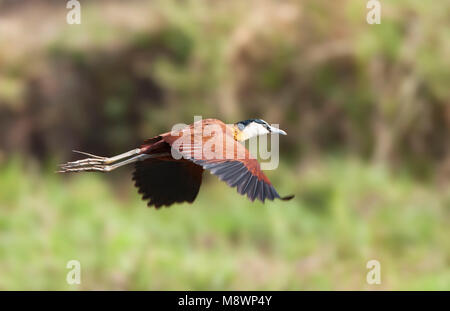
[58,118,294,208]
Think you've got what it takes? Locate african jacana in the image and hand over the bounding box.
[58,118,294,208]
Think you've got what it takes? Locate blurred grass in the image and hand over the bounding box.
[0,0,449,291]
[0,157,448,290]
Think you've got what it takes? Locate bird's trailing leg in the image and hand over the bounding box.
[62,148,142,168]
[58,148,169,173]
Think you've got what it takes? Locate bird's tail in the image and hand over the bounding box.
[280,194,295,201]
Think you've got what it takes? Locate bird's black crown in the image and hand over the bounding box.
[236,119,270,131]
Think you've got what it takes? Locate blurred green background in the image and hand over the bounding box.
[0,0,449,290]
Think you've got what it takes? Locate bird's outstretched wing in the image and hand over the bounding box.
[162,119,294,203]
[132,158,203,208]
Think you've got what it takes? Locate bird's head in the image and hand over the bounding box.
[233,119,287,141]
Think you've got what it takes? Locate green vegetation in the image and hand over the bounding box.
[0,0,449,290]
[0,159,448,290]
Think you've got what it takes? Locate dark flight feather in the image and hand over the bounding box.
[133,159,203,208]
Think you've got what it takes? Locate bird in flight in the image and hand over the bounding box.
[58,118,294,208]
